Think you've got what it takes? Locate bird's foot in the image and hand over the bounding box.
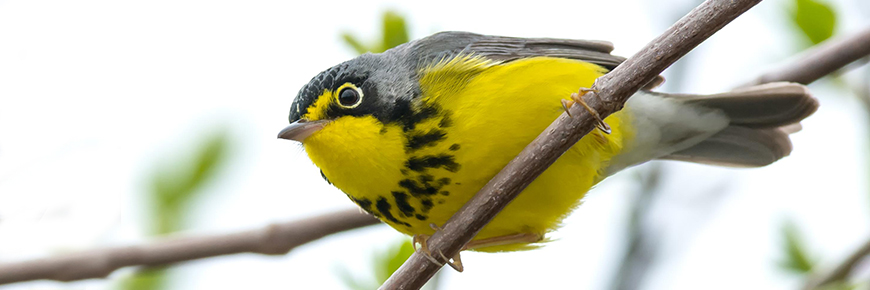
[561,87,611,134]
[411,223,464,272]
[412,233,445,268]
[412,227,543,272]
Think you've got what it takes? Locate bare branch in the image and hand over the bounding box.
[746,26,870,86]
[380,0,761,289]
[0,209,379,285]
[804,238,870,290]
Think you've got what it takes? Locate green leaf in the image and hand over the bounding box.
[790,0,837,45]
[339,10,410,55]
[374,239,415,284]
[335,266,376,290]
[379,11,409,53]
[148,130,230,234]
[116,268,168,290]
[817,281,858,290]
[779,221,816,273]
[335,239,415,290]
[341,33,369,55]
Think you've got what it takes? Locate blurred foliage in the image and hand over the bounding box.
[117,130,231,290]
[337,240,418,290]
[149,131,230,234]
[779,221,816,273]
[789,0,837,46]
[341,10,410,54]
[816,281,859,290]
[374,239,416,284]
[117,268,168,290]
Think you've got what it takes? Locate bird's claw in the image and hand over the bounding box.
[436,249,464,272]
[561,87,611,134]
[412,234,445,267]
[411,224,464,272]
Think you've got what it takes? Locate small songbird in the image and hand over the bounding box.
[278,31,817,269]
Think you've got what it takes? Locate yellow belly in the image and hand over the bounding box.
[304,57,631,251]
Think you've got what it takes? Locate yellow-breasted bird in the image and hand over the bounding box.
[278,31,817,264]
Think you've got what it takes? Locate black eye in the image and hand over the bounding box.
[337,86,362,108]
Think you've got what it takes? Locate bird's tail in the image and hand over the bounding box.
[658,82,818,167]
[603,82,818,176]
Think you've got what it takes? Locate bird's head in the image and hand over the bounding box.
[278,52,419,143]
[278,51,425,192]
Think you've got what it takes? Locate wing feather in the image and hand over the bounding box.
[400,31,625,71]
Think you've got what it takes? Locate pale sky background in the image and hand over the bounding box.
[1,0,869,289]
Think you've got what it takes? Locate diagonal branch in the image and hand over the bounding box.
[746,26,870,86]
[804,238,870,290]
[0,208,379,285]
[380,0,762,289]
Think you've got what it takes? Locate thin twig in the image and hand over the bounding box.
[746,26,870,86]
[0,208,379,285]
[804,238,870,290]
[380,0,761,289]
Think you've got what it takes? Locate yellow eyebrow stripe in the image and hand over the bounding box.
[303,89,335,121]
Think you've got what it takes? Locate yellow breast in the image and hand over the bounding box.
[303,56,632,251]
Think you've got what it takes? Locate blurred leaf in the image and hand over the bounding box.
[336,266,374,290]
[341,33,369,55]
[148,130,230,234]
[789,0,837,46]
[380,11,409,53]
[116,268,168,290]
[779,222,816,273]
[122,130,230,290]
[336,239,416,290]
[340,10,410,55]
[123,130,230,290]
[816,281,858,290]
[374,240,415,284]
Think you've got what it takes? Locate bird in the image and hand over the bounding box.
[278,31,818,270]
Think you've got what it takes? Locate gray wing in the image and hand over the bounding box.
[398,31,626,71]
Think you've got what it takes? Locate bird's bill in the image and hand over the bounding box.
[277,119,328,142]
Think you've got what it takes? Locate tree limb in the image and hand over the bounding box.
[0,208,379,285]
[380,0,762,289]
[746,26,870,86]
[804,238,870,290]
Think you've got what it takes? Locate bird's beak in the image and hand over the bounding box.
[277,119,328,142]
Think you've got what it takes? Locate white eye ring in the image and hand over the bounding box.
[336,83,363,109]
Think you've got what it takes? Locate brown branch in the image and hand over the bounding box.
[746,26,870,86]
[804,238,870,290]
[380,0,761,289]
[0,208,379,285]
